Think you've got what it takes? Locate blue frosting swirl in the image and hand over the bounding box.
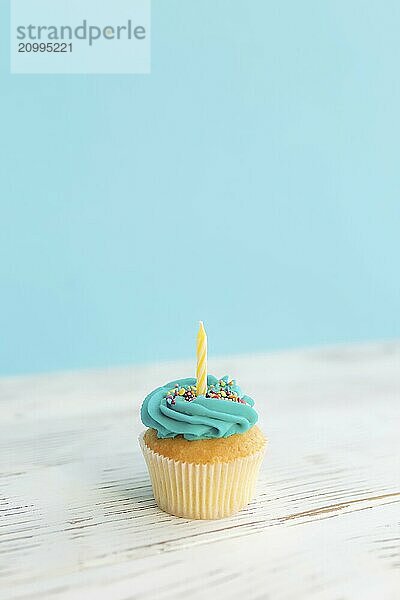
[141,375,258,440]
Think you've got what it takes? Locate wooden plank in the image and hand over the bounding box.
[0,342,399,599]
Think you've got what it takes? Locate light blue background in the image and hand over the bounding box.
[1,1,399,375]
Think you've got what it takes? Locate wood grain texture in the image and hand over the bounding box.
[0,342,399,599]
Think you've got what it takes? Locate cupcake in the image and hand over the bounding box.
[139,372,266,519]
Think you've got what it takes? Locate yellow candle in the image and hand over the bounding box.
[196,321,207,396]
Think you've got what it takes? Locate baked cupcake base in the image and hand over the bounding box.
[139,427,266,519]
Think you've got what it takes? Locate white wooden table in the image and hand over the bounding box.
[1,342,399,600]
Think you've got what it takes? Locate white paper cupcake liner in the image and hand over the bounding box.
[139,432,266,519]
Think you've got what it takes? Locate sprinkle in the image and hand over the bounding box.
[164,378,246,406]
